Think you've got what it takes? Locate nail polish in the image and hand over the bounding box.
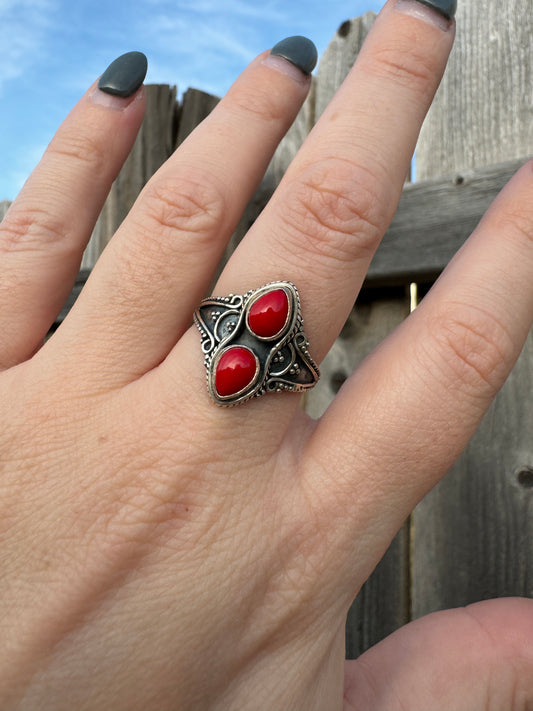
[413,0,457,21]
[98,51,148,98]
[270,36,318,76]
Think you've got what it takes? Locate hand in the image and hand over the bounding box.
[1,1,532,709]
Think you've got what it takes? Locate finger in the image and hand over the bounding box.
[0,52,147,370]
[53,40,316,383]
[155,0,454,430]
[307,158,533,551]
[344,598,533,710]
[215,0,455,366]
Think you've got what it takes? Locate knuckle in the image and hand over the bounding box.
[0,204,72,253]
[48,127,108,173]
[278,158,385,266]
[225,82,287,123]
[427,302,515,395]
[138,171,227,253]
[369,42,439,93]
[112,171,228,296]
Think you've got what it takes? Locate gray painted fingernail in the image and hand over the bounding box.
[270,36,318,76]
[98,51,148,98]
[414,0,457,20]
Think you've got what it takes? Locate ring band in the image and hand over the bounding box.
[194,281,320,406]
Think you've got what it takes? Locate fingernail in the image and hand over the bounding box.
[266,36,318,78]
[395,0,456,29]
[98,51,148,98]
[416,0,457,20]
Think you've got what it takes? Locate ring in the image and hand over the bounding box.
[194,281,320,406]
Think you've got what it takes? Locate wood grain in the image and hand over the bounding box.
[370,157,526,284]
[417,0,533,177]
[176,88,219,147]
[0,200,11,220]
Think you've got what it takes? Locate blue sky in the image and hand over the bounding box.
[0,0,381,201]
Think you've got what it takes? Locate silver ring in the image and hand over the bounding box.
[194,281,320,407]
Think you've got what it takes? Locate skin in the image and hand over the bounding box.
[1,0,533,709]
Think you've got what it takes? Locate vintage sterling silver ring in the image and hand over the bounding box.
[194,281,320,407]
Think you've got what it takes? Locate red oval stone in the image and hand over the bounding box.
[248,289,289,339]
[215,347,258,397]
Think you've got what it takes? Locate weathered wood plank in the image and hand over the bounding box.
[370,156,526,284]
[0,200,11,220]
[176,88,219,147]
[315,13,376,120]
[417,0,533,177]
[412,1,533,618]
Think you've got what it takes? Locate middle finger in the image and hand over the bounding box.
[149,0,455,437]
[217,0,455,367]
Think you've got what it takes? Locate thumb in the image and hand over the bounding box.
[343,598,533,711]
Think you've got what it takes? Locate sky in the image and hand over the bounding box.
[0,0,381,201]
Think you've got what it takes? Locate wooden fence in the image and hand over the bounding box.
[35,2,533,657]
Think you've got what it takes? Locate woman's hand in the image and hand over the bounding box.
[1,1,532,709]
